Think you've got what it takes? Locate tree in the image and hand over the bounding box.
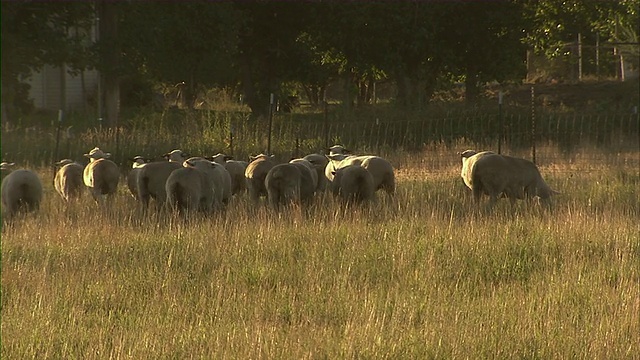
[1,2,93,123]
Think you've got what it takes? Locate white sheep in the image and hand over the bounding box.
[265,163,302,209]
[459,150,559,207]
[165,165,215,214]
[183,157,232,206]
[54,159,84,202]
[207,153,248,196]
[1,167,43,218]
[83,147,120,205]
[289,158,317,201]
[326,154,395,196]
[302,153,329,192]
[126,156,152,199]
[245,154,276,202]
[330,164,375,203]
[136,149,187,209]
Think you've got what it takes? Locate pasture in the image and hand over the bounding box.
[1,145,638,359]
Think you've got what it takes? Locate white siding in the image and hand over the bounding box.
[27,64,99,112]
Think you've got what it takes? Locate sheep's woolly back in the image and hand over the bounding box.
[55,161,84,202]
[1,169,43,217]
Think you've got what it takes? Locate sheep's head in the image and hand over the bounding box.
[130,156,151,168]
[328,145,350,156]
[458,150,477,159]
[207,153,233,164]
[55,159,75,167]
[164,149,189,162]
[1,162,15,177]
[249,154,273,163]
[84,147,111,161]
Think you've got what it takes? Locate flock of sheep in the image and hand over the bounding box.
[1,144,558,219]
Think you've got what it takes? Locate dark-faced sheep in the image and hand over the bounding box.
[83,147,120,205]
[460,150,559,207]
[54,159,84,202]
[245,154,276,202]
[265,163,301,209]
[1,167,43,218]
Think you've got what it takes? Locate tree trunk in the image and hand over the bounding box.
[98,1,120,127]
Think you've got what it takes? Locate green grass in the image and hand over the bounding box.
[2,150,638,359]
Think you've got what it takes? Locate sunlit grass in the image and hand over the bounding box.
[1,149,639,359]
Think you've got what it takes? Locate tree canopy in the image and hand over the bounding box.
[1,1,637,121]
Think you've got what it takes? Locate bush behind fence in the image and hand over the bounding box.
[2,110,638,169]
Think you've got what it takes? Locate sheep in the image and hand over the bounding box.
[165,165,215,214]
[265,163,302,209]
[183,157,232,206]
[302,153,329,192]
[289,158,317,201]
[1,167,43,218]
[83,147,120,205]
[207,153,248,196]
[126,156,152,199]
[136,149,187,209]
[330,164,375,203]
[325,154,395,196]
[459,150,559,207]
[54,159,84,202]
[245,154,276,201]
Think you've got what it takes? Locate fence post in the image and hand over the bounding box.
[268,93,274,155]
[530,86,536,164]
[53,109,63,182]
[498,91,503,154]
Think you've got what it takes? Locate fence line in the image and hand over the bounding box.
[2,111,638,169]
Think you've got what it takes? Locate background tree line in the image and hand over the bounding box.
[1,1,638,125]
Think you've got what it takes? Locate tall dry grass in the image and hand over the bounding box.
[1,149,639,359]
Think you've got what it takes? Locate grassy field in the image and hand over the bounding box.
[1,147,638,359]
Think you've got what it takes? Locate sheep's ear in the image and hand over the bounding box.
[224,155,233,161]
[204,155,214,161]
[269,154,275,158]
[84,153,91,158]
[104,153,111,158]
[343,148,352,154]
[331,171,336,175]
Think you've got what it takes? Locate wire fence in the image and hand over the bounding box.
[2,109,639,174]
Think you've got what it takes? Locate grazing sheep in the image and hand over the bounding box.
[126,156,152,199]
[289,158,317,201]
[459,150,559,207]
[165,166,215,214]
[183,157,232,206]
[54,159,84,202]
[83,147,120,205]
[207,153,248,195]
[1,167,43,218]
[302,153,329,192]
[136,161,182,209]
[163,149,190,163]
[326,154,395,196]
[330,164,375,203]
[245,154,276,201]
[265,163,301,209]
